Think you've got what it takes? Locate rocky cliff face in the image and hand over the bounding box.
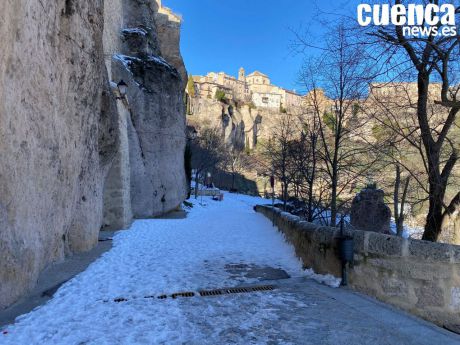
[188,97,295,151]
[103,0,187,222]
[0,0,186,309]
[187,97,305,196]
[0,0,116,310]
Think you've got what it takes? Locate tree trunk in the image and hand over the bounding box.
[283,181,288,211]
[330,168,338,227]
[394,164,401,234]
[422,184,445,241]
[307,178,314,222]
[330,118,340,227]
[194,182,199,199]
[423,201,444,242]
[307,134,317,223]
[416,72,447,242]
[398,176,410,236]
[194,171,201,199]
[422,134,446,242]
[393,165,409,236]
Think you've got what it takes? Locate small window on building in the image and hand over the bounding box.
[262,97,269,103]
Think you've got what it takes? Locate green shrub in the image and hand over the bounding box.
[186,75,196,98]
[215,89,226,102]
[322,111,336,131]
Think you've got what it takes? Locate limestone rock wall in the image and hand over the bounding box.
[102,0,187,222]
[0,0,118,309]
[0,0,187,309]
[189,97,296,151]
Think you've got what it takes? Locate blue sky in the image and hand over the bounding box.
[162,0,358,91]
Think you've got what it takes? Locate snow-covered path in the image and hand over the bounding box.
[1,194,308,344]
[2,193,458,345]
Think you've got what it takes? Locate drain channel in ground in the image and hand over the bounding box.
[200,285,274,297]
[110,285,275,303]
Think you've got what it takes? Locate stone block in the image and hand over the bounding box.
[415,283,445,307]
[298,221,318,234]
[351,230,365,252]
[381,278,409,297]
[450,287,460,310]
[409,240,452,263]
[367,233,403,256]
[450,246,460,263]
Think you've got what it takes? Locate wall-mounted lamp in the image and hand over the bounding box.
[116,80,128,100]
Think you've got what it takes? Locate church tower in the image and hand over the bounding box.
[238,67,246,82]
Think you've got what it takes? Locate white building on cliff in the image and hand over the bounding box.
[191,68,303,111]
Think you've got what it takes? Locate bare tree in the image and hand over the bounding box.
[363,83,434,236]
[263,115,296,210]
[286,82,326,222]
[287,127,321,222]
[191,126,225,198]
[223,145,249,191]
[296,23,379,226]
[368,1,460,241]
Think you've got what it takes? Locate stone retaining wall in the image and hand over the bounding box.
[255,205,460,327]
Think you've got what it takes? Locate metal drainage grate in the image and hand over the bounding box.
[200,285,274,297]
[199,289,224,297]
[111,285,275,303]
[171,292,195,299]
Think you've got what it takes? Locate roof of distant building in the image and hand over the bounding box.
[247,71,269,78]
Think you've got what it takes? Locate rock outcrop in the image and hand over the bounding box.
[0,0,116,310]
[0,0,187,309]
[188,97,298,151]
[103,0,187,223]
[350,188,391,234]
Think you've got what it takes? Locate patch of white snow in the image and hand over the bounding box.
[122,28,148,36]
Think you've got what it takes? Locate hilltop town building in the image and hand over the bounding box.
[191,68,303,110]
